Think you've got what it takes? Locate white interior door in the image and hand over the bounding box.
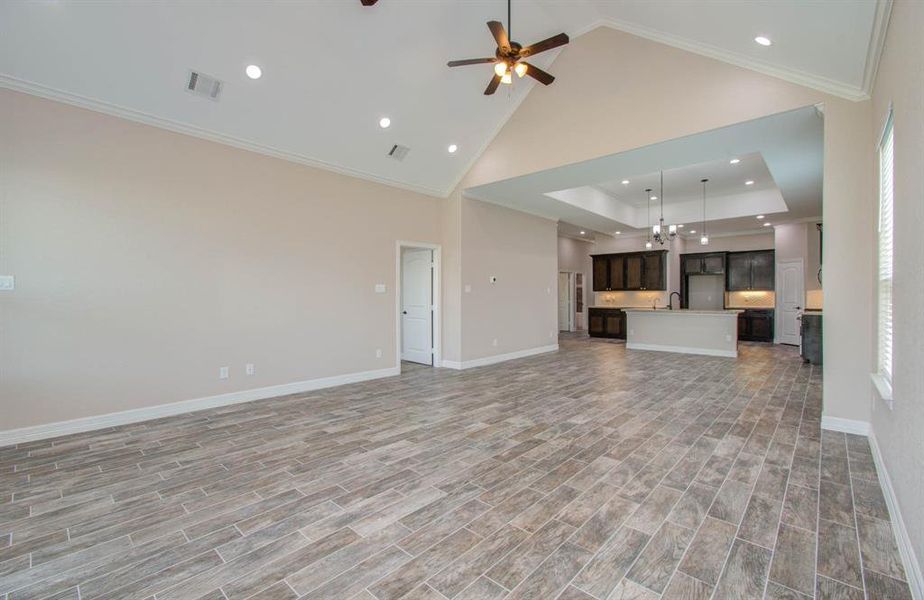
[401,248,433,365]
[558,272,572,331]
[777,259,805,345]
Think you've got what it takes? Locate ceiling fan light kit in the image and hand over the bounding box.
[447,0,569,95]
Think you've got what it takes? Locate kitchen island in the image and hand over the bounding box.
[624,308,743,357]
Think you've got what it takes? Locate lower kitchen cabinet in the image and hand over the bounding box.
[738,309,774,342]
[588,308,626,339]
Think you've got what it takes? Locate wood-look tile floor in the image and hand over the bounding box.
[0,337,912,600]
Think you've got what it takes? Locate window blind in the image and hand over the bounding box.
[877,114,894,386]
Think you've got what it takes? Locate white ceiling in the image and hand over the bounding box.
[0,1,885,197]
[466,105,823,239]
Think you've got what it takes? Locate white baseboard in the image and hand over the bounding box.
[0,366,400,447]
[625,342,736,358]
[869,431,924,600]
[440,344,559,370]
[821,415,871,436]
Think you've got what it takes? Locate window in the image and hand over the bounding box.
[875,111,894,401]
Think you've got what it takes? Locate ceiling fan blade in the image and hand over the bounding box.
[360,0,378,5]
[484,74,502,95]
[447,58,496,67]
[487,21,511,53]
[521,62,555,85]
[519,32,569,58]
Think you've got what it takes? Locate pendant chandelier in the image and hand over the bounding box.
[645,188,653,249]
[699,178,710,246]
[650,171,677,246]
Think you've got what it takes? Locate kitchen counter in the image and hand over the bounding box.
[625,308,740,357]
[622,308,743,315]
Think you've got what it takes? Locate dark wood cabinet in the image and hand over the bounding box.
[608,255,625,290]
[682,252,725,275]
[591,250,667,292]
[738,309,774,342]
[592,256,609,292]
[625,255,643,289]
[588,308,626,339]
[642,252,664,290]
[726,250,775,291]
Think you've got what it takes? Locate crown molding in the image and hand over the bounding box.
[593,19,871,102]
[0,75,448,199]
[861,0,893,95]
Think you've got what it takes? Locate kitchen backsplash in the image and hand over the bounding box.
[726,290,775,308]
[594,290,668,308]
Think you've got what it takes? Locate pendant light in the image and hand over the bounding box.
[645,188,653,249]
[651,171,677,246]
[699,178,710,246]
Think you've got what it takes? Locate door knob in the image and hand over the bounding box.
[795,306,802,310]
[402,311,408,314]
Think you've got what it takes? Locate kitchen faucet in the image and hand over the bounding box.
[669,291,681,310]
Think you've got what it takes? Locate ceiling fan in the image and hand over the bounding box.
[447,0,569,95]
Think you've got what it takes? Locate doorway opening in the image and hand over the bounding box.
[396,241,440,371]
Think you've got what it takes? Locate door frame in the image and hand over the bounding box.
[775,257,804,345]
[396,241,441,369]
[558,271,576,332]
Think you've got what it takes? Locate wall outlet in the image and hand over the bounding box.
[375,348,382,358]
[492,338,498,347]
[549,331,555,338]
[546,287,551,294]
[629,329,634,336]
[374,283,386,293]
[219,366,229,380]
[0,276,13,291]
[245,363,255,376]
[725,334,732,342]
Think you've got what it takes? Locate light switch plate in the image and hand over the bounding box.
[464,284,472,293]
[374,283,386,293]
[0,276,14,291]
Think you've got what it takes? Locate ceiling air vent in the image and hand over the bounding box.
[387,144,410,161]
[186,70,223,101]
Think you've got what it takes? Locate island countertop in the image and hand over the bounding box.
[621,308,742,315]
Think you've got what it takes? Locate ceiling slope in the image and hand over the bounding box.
[0,1,887,197]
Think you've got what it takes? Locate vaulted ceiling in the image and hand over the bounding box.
[0,1,888,197]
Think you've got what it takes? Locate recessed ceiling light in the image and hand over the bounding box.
[763,222,772,227]
[447,144,458,153]
[580,230,586,235]
[621,180,630,185]
[615,231,621,235]
[756,215,765,219]
[729,158,740,164]
[677,224,684,228]
[754,36,772,47]
[650,195,658,200]
[245,64,262,80]
[689,230,696,234]
[379,117,391,129]
[745,180,755,186]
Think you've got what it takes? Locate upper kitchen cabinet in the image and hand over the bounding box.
[726,250,775,291]
[592,250,667,291]
[682,252,726,275]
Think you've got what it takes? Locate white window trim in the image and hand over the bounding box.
[873,106,894,408]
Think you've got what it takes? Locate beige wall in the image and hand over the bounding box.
[557,236,593,329]
[869,0,924,579]
[0,88,442,430]
[459,198,558,362]
[448,26,874,427]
